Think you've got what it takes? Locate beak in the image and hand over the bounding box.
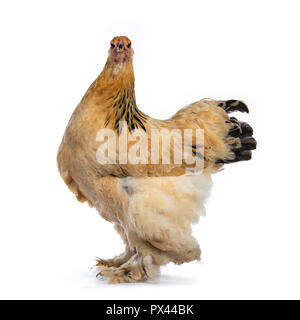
[115,40,125,52]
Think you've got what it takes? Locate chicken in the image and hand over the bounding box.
[57,36,256,283]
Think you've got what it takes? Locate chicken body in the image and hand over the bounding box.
[57,36,256,283]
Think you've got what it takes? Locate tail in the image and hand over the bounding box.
[216,100,257,164]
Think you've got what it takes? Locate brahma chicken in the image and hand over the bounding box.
[57,36,256,283]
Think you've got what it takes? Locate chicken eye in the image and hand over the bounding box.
[110,43,115,49]
[127,42,131,48]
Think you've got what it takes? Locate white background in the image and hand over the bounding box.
[0,0,299,299]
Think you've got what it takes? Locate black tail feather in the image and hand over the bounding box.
[218,99,249,113]
[240,122,253,138]
[216,100,256,164]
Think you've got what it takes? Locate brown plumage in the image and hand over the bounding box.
[57,36,256,283]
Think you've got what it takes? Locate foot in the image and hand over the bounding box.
[96,254,160,284]
[96,249,135,268]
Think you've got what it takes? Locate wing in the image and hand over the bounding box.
[94,99,256,177]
